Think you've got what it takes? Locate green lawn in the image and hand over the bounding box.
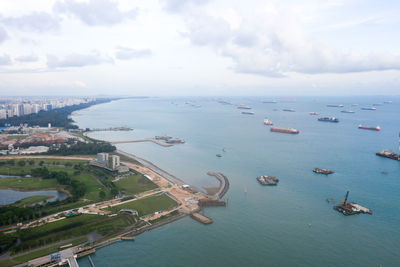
[109,193,178,216]
[13,196,51,207]
[0,177,58,190]
[75,172,110,202]
[115,174,158,195]
[12,214,134,254]
[8,237,88,266]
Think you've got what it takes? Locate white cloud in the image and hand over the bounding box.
[74,80,87,88]
[0,26,8,43]
[115,46,152,60]
[1,11,61,33]
[47,51,113,68]
[54,0,138,26]
[177,3,400,77]
[0,54,12,65]
[15,54,39,62]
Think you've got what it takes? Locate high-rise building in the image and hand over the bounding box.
[0,109,6,119]
[111,155,120,170]
[97,153,109,164]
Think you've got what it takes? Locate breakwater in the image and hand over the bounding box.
[206,172,229,199]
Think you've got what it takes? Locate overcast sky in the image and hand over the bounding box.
[0,0,400,96]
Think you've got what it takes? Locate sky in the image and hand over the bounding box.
[0,0,400,96]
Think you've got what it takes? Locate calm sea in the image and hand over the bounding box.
[72,96,400,267]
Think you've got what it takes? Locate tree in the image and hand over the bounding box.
[110,187,119,197]
[99,191,106,199]
[17,160,26,167]
[28,160,35,166]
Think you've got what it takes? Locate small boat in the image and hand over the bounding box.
[341,110,355,113]
[263,100,277,103]
[263,118,273,125]
[216,154,222,157]
[361,107,376,110]
[326,198,336,203]
[309,112,319,115]
[282,108,295,112]
[358,125,380,131]
[351,104,359,106]
[222,148,227,152]
[242,111,254,115]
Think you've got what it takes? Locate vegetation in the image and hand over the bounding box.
[47,141,116,155]
[13,196,50,207]
[115,173,157,195]
[108,193,177,216]
[0,99,112,128]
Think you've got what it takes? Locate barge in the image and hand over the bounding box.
[257,175,279,185]
[334,191,372,216]
[376,149,400,161]
[313,168,334,174]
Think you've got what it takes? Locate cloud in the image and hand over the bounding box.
[47,51,113,68]
[0,26,8,43]
[115,46,152,60]
[74,81,87,88]
[15,54,39,63]
[54,0,138,26]
[162,0,211,13]
[1,12,61,33]
[0,54,12,65]
[178,5,400,77]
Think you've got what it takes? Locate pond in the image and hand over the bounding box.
[0,188,67,205]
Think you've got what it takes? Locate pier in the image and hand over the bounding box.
[111,138,173,147]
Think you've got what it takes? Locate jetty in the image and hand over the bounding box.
[87,126,133,132]
[111,138,173,147]
[190,212,213,224]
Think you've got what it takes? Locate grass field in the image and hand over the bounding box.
[0,177,58,190]
[109,193,178,216]
[115,174,157,195]
[12,214,134,254]
[13,196,51,206]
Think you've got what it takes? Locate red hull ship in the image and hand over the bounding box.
[358,125,380,131]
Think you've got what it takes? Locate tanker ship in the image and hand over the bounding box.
[237,104,252,109]
[358,125,380,131]
[270,127,299,134]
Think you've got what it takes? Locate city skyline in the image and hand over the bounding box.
[0,0,400,96]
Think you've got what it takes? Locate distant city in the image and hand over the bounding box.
[0,97,97,120]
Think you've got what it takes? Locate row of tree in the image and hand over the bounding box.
[47,141,116,155]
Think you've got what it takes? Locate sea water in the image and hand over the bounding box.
[73,96,400,267]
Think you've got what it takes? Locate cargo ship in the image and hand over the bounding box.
[361,107,376,110]
[309,112,319,115]
[351,104,359,106]
[376,149,400,161]
[282,108,295,112]
[257,176,279,185]
[327,104,344,107]
[318,117,339,122]
[263,100,277,103]
[341,110,355,113]
[313,168,334,174]
[263,118,273,125]
[242,111,254,115]
[237,104,252,109]
[358,125,380,131]
[334,191,372,216]
[270,127,299,134]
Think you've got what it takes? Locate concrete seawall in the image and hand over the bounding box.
[116,150,185,186]
[207,172,230,199]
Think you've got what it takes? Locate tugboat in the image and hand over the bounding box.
[257,176,279,185]
[313,168,334,175]
[263,118,273,125]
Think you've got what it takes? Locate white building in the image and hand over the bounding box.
[111,155,120,170]
[0,109,6,119]
[97,153,109,164]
